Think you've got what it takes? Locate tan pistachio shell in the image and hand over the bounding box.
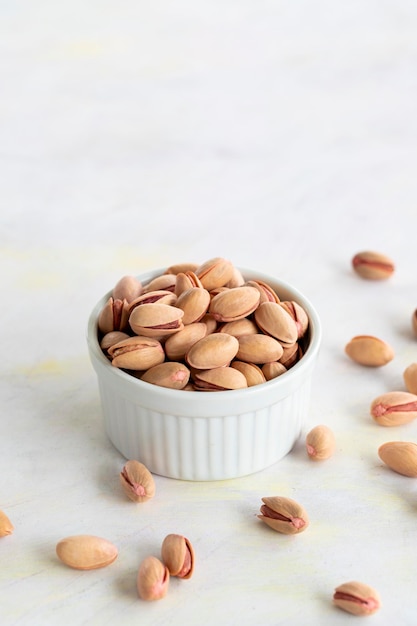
[98,297,130,334]
[186,333,239,369]
[174,271,203,295]
[165,262,199,275]
[137,556,170,601]
[100,331,131,353]
[143,273,177,293]
[231,361,266,387]
[113,275,143,303]
[164,323,208,361]
[403,363,417,395]
[370,391,417,426]
[56,535,118,570]
[245,280,281,304]
[258,496,309,534]
[254,302,298,347]
[412,309,417,338]
[175,287,211,324]
[236,334,284,364]
[195,257,235,291]
[218,318,258,337]
[352,250,395,280]
[262,361,287,380]
[378,441,417,477]
[279,342,299,368]
[193,366,248,391]
[120,460,156,501]
[225,266,245,288]
[129,303,184,337]
[333,581,381,616]
[141,362,191,389]
[108,336,165,370]
[345,335,394,367]
[128,290,177,314]
[208,286,260,322]
[161,534,195,579]
[306,425,336,461]
[0,510,14,537]
[280,301,309,338]
[200,313,218,335]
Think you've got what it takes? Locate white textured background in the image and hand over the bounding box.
[1,1,417,624]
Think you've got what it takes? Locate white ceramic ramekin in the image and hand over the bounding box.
[87,268,321,481]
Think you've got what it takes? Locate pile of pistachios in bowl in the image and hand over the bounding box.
[97,257,310,391]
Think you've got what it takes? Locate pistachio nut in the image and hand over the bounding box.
[412,309,417,338]
[306,425,335,461]
[245,280,280,304]
[129,303,184,337]
[193,366,248,391]
[174,271,203,295]
[186,333,239,369]
[0,510,14,537]
[164,323,207,361]
[236,334,284,364]
[352,250,395,280]
[378,441,417,477]
[279,342,300,368]
[254,302,298,347]
[333,581,381,616]
[161,533,195,579]
[208,286,260,322]
[280,301,309,339]
[200,313,218,335]
[100,331,130,355]
[128,290,177,314]
[120,460,156,502]
[143,273,176,293]
[218,318,258,337]
[195,257,235,291]
[345,335,394,367]
[226,266,245,288]
[258,496,309,534]
[370,391,417,426]
[98,297,130,334]
[113,275,143,303]
[137,555,169,601]
[231,361,266,387]
[141,362,191,389]
[262,361,287,380]
[56,535,118,570]
[164,262,199,275]
[403,363,417,395]
[108,336,165,371]
[175,287,211,324]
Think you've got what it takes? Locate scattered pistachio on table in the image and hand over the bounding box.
[0,510,14,537]
[161,534,195,579]
[333,581,381,616]
[120,460,155,503]
[378,441,417,477]
[306,425,335,461]
[351,250,395,280]
[344,335,394,367]
[257,496,309,534]
[403,363,417,395]
[370,391,417,426]
[137,555,170,601]
[97,257,310,390]
[56,535,118,570]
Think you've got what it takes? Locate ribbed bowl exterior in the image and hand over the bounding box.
[87,268,321,481]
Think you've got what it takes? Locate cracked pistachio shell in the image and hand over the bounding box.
[378,441,417,477]
[195,257,235,291]
[345,335,394,367]
[164,262,199,275]
[143,273,176,293]
[333,581,381,616]
[113,275,143,303]
[137,556,170,601]
[236,334,284,364]
[141,362,191,389]
[164,323,207,361]
[175,287,211,324]
[219,318,258,337]
[262,361,287,380]
[225,266,245,288]
[174,271,203,295]
[403,363,417,395]
[245,280,281,304]
[0,510,14,536]
[129,303,184,337]
[128,290,177,314]
[56,535,118,570]
[231,361,266,387]
[100,331,130,354]
[254,302,298,347]
[279,342,300,368]
[161,534,195,579]
[208,286,260,322]
[193,366,248,391]
[306,425,336,461]
[370,391,417,426]
[120,459,155,502]
[200,313,218,335]
[108,336,165,370]
[98,297,130,334]
[280,301,309,339]
[186,333,239,369]
[258,496,309,534]
[352,250,395,280]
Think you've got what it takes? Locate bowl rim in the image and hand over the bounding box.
[87,267,322,416]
